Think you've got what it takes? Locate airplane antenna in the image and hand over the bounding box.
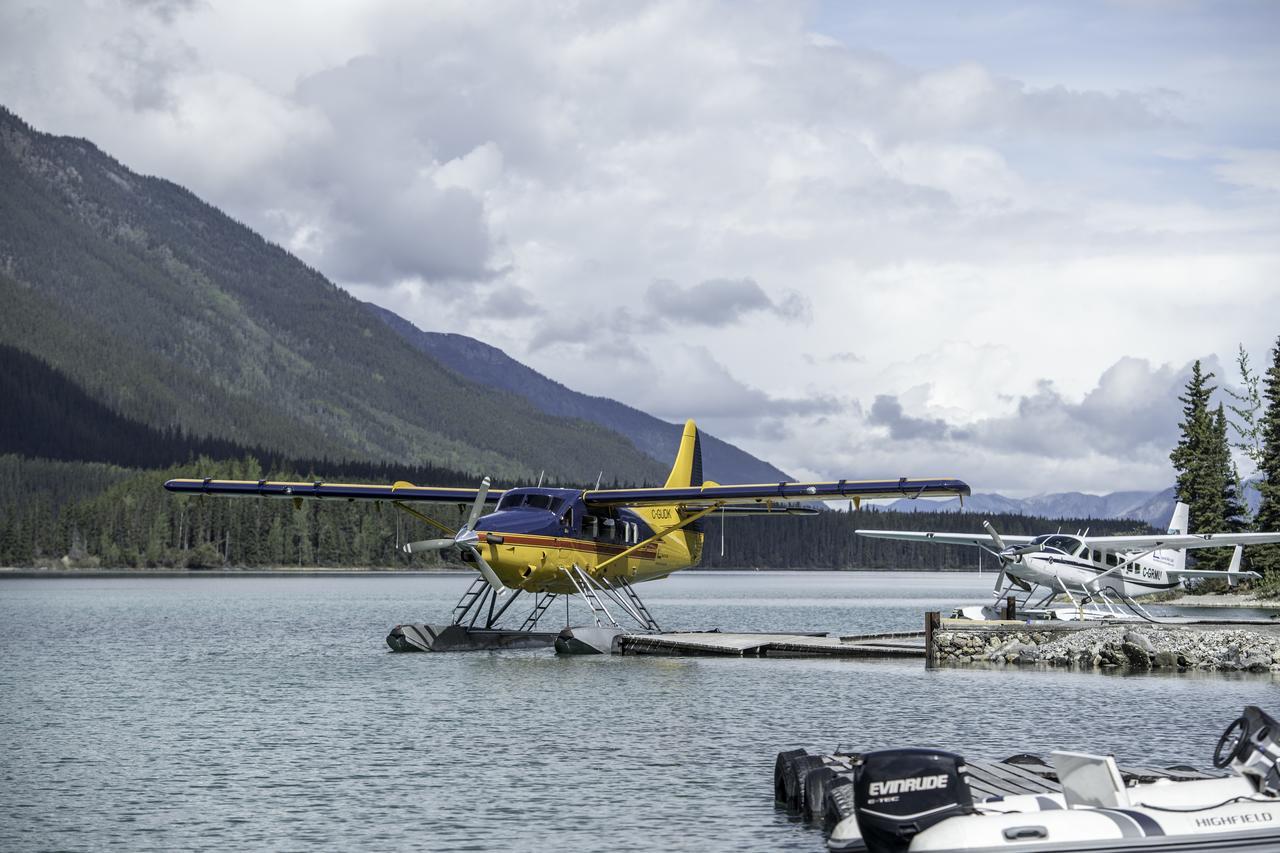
[594,471,603,490]
[536,470,544,487]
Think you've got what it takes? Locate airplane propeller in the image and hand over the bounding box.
[981,520,1038,595]
[403,477,507,596]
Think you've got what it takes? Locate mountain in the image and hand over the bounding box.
[884,484,1263,530]
[0,106,670,485]
[884,489,1176,527]
[365,303,791,483]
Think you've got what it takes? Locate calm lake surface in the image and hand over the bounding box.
[2,571,1277,852]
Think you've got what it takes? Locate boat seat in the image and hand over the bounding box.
[1051,751,1130,809]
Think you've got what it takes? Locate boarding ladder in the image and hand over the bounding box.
[603,576,661,632]
[561,566,660,632]
[451,577,489,624]
[519,593,559,631]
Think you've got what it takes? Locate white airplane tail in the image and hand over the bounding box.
[1167,501,1189,572]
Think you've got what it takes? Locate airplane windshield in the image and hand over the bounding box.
[1037,535,1084,556]
[496,492,564,513]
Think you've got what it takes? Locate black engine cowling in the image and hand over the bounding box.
[852,748,973,853]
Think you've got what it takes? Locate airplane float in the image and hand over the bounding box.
[857,502,1280,621]
[165,420,971,653]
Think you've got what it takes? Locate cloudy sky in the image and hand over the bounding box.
[3,0,1278,495]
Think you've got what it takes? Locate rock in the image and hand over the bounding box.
[1153,650,1179,668]
[1243,655,1271,673]
[1123,631,1155,653]
[1121,642,1152,669]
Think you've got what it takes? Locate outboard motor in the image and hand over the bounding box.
[852,748,973,853]
[1216,706,1280,795]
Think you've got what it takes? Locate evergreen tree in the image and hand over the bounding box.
[1225,344,1265,471]
[1253,337,1280,576]
[1170,361,1223,537]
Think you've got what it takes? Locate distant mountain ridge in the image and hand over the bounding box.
[365,303,792,484]
[884,484,1263,529]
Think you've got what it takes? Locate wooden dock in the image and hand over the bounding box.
[617,630,926,658]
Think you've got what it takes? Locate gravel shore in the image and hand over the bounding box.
[935,625,1280,672]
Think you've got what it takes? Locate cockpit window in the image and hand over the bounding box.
[1039,535,1083,555]
[495,492,564,512]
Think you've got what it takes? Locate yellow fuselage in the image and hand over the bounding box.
[473,508,702,594]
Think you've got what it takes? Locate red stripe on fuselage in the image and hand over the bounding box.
[481,532,661,559]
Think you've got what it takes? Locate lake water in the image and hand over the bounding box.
[2,571,1277,852]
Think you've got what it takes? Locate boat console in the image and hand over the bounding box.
[1215,704,1280,796]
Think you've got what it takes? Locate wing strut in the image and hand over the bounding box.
[595,502,726,573]
[392,501,456,536]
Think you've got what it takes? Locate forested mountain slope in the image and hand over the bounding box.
[367,303,791,483]
[0,107,666,485]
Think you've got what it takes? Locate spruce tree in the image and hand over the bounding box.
[1225,344,1265,471]
[1170,361,1220,536]
[1253,337,1280,576]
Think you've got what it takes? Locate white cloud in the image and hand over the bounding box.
[1214,149,1280,194]
[785,356,1231,496]
[2,0,1277,494]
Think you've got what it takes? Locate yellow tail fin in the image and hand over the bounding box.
[635,419,704,564]
[664,419,703,489]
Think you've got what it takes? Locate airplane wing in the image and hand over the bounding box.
[582,477,970,509]
[163,478,502,504]
[854,529,1036,548]
[1080,532,1280,551]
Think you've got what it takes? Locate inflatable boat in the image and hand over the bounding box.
[829,705,1280,852]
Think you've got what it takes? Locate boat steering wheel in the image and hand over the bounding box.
[1214,716,1250,768]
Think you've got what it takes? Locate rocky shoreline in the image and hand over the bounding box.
[934,625,1280,672]
[1161,591,1280,609]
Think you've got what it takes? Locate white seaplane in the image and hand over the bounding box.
[857,502,1280,620]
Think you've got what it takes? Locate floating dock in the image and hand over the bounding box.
[389,622,929,657]
[617,630,926,658]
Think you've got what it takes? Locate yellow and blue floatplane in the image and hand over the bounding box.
[165,420,969,653]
